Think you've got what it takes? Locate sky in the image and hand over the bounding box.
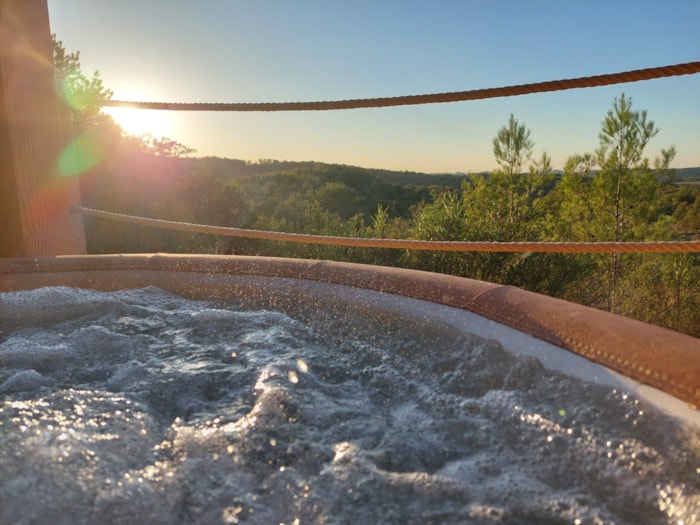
[47,0,699,173]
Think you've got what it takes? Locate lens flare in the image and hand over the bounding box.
[57,74,89,112]
[58,133,105,176]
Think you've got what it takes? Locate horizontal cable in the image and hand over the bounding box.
[74,207,700,253]
[91,62,700,112]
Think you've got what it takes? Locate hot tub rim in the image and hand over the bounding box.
[1,253,698,408]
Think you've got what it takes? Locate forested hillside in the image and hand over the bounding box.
[78,135,700,337]
[56,37,700,337]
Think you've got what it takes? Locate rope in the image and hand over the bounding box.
[74,207,700,253]
[94,61,700,112]
[75,63,700,253]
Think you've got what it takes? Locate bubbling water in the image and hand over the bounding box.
[0,286,698,524]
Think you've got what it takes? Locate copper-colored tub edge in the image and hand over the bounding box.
[1,253,698,407]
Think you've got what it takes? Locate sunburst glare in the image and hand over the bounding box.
[103,106,173,138]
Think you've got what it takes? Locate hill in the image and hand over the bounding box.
[676,167,700,181]
[187,156,700,186]
[185,157,472,188]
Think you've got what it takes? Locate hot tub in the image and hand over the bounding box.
[1,254,698,524]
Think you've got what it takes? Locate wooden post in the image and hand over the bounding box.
[0,0,86,257]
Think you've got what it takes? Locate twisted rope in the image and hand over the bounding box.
[94,61,700,111]
[74,207,700,253]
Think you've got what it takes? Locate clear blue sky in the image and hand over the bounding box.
[47,0,699,173]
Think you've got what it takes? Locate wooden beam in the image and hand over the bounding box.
[0,0,85,257]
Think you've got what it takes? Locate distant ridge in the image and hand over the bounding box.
[189,157,700,186]
[676,166,700,181]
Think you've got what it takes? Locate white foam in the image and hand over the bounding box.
[0,286,697,525]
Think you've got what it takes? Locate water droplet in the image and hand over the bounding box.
[296,359,309,373]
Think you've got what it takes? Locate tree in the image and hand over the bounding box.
[530,151,553,177]
[464,116,550,279]
[544,94,679,313]
[52,35,114,130]
[143,135,196,158]
[409,115,554,283]
[593,94,666,310]
[488,115,548,225]
[410,190,470,276]
[595,94,660,243]
[53,36,196,160]
[672,186,700,238]
[315,181,361,221]
[543,153,596,242]
[492,114,534,175]
[52,34,124,180]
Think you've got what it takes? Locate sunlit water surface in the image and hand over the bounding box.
[0,286,698,525]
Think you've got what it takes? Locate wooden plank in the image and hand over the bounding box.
[0,0,85,257]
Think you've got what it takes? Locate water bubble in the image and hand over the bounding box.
[296,359,308,373]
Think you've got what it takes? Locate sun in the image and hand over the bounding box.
[103,106,173,138]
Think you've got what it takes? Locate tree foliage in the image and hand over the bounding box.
[492,114,534,176]
[52,36,195,160]
[52,35,113,126]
